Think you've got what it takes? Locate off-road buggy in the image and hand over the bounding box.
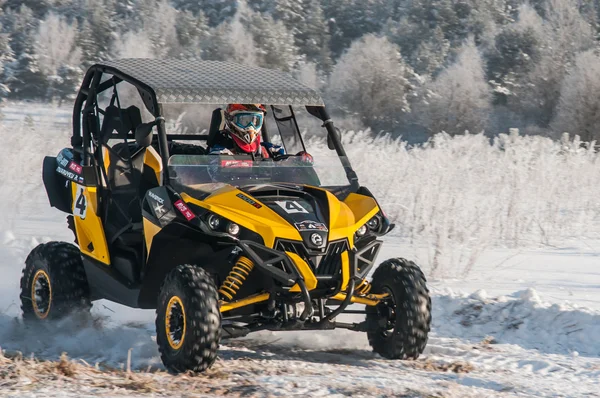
[21,59,431,372]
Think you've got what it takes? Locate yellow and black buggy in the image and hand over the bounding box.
[21,59,431,372]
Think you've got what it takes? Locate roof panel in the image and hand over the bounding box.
[98,59,324,106]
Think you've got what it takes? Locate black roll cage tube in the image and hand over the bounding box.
[72,65,359,191]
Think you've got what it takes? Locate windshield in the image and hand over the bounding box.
[168,154,351,193]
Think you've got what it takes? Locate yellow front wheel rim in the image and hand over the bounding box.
[31,270,52,319]
[165,296,186,350]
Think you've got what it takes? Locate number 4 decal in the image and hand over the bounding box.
[275,200,309,214]
[73,185,87,219]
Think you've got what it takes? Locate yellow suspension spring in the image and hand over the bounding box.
[355,279,372,296]
[218,256,255,301]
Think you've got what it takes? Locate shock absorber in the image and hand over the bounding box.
[218,256,254,301]
[355,278,372,296]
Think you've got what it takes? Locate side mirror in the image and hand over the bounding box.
[135,122,155,147]
[327,127,341,150]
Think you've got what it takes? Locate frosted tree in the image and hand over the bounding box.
[171,0,237,26]
[82,0,117,62]
[245,12,298,71]
[135,0,179,58]
[3,0,54,18]
[294,61,321,90]
[324,0,387,57]
[486,5,544,103]
[298,0,332,70]
[327,34,416,131]
[0,23,14,100]
[519,0,596,127]
[34,13,81,78]
[421,38,491,136]
[203,4,257,66]
[412,27,451,76]
[113,30,154,59]
[202,23,236,62]
[175,10,209,57]
[552,50,600,142]
[33,12,82,100]
[3,5,46,99]
[273,0,333,68]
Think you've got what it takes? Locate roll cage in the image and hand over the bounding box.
[70,59,358,191]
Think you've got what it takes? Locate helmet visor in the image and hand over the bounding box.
[232,112,264,130]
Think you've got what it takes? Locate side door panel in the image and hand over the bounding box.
[71,184,110,265]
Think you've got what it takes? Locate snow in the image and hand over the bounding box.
[0,102,599,397]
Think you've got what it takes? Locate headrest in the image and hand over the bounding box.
[100,105,143,144]
[207,108,226,148]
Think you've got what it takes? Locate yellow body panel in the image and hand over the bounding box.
[71,184,110,264]
[144,146,163,185]
[181,186,382,308]
[181,187,302,248]
[343,193,380,247]
[143,218,162,257]
[287,252,318,292]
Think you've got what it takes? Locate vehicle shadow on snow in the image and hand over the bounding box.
[219,336,379,368]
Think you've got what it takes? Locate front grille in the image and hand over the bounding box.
[275,239,348,277]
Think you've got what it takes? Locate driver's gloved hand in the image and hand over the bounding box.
[208,145,234,155]
[261,142,285,158]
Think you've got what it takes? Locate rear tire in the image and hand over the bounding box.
[20,242,91,321]
[366,258,431,359]
[156,264,221,373]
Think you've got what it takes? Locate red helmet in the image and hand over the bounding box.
[225,104,267,154]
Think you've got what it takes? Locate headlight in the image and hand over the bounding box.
[356,224,368,237]
[367,216,380,230]
[227,222,240,236]
[207,214,221,230]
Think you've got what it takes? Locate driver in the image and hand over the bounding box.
[208,104,285,158]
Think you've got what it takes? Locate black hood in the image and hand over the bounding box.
[241,184,331,251]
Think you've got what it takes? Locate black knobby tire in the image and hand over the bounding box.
[20,242,91,321]
[156,264,221,373]
[366,258,431,359]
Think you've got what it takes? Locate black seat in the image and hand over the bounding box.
[207,108,227,149]
[99,106,147,242]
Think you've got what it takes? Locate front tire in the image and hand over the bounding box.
[20,242,91,321]
[156,264,221,373]
[366,258,431,359]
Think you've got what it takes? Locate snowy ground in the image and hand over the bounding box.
[0,103,599,397]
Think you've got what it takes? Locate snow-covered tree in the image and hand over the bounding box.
[175,10,209,57]
[0,23,14,100]
[294,61,321,90]
[245,11,298,71]
[3,5,45,99]
[552,50,600,142]
[113,30,154,59]
[34,13,81,78]
[81,0,117,63]
[517,0,596,127]
[421,38,491,136]
[272,0,331,69]
[412,27,451,77]
[203,4,258,66]
[328,34,416,131]
[3,0,53,18]
[33,12,82,100]
[324,0,387,57]
[171,0,237,26]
